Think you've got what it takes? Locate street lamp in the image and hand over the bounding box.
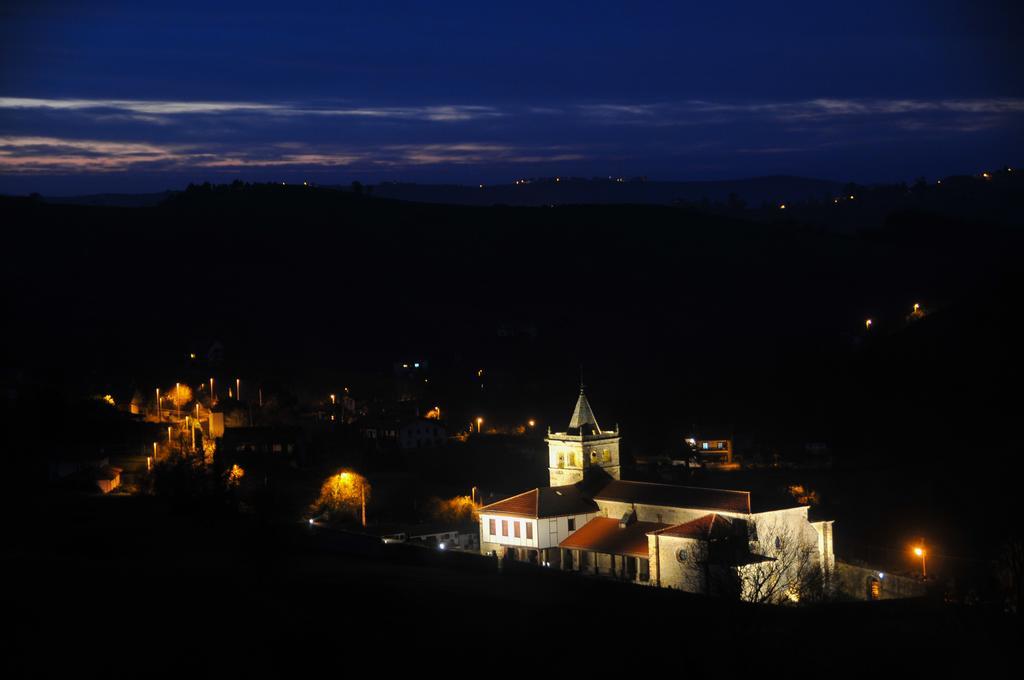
[913,544,927,578]
[476,417,483,433]
[865,318,873,330]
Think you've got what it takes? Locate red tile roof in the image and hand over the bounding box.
[480,485,598,518]
[594,479,751,514]
[559,517,668,558]
[480,489,538,516]
[653,513,734,540]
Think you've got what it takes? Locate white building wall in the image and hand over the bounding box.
[478,512,597,552]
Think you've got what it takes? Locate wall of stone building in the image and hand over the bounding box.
[749,507,821,559]
[594,499,740,526]
[547,437,621,486]
[648,534,706,593]
[834,561,927,601]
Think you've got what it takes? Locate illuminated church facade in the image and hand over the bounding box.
[479,389,835,602]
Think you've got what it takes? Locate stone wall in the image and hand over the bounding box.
[835,561,926,601]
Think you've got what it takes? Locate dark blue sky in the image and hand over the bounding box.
[1,1,1021,193]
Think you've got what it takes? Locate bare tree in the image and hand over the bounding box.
[738,518,825,605]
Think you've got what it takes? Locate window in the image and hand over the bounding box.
[502,520,508,537]
[567,517,576,531]
[602,450,611,462]
[525,523,533,539]
[774,536,783,550]
[676,548,689,563]
[569,453,577,467]
[513,521,521,538]
[488,519,496,536]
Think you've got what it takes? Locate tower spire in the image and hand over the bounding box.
[568,389,600,433]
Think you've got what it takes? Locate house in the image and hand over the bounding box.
[93,465,122,494]
[221,426,303,457]
[479,388,836,603]
[398,418,447,449]
[686,436,735,467]
[378,523,479,552]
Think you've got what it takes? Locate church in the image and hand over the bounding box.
[479,389,835,602]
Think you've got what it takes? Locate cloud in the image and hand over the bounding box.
[0,97,502,123]
[0,136,583,173]
[576,97,1024,124]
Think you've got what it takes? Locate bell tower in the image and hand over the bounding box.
[546,387,621,486]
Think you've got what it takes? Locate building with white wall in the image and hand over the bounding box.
[479,388,835,603]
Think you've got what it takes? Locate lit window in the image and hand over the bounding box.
[514,522,521,538]
[525,523,533,540]
[502,520,508,537]
[488,519,495,536]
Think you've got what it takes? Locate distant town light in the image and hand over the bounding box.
[528,419,536,428]
[865,318,873,329]
[779,203,786,210]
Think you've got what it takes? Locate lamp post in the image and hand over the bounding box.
[913,543,927,579]
[476,417,483,433]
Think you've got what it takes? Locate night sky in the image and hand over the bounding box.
[1,1,1021,194]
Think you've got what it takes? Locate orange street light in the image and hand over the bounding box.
[865,318,873,330]
[476,417,483,433]
[528,419,536,428]
[330,393,336,405]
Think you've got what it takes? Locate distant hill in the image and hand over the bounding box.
[41,191,174,208]
[368,175,847,207]
[28,176,843,209]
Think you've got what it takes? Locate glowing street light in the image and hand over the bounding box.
[476,417,483,433]
[330,393,336,405]
[528,419,536,428]
[236,378,241,402]
[865,318,873,330]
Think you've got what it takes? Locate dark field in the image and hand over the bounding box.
[2,495,1017,675]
